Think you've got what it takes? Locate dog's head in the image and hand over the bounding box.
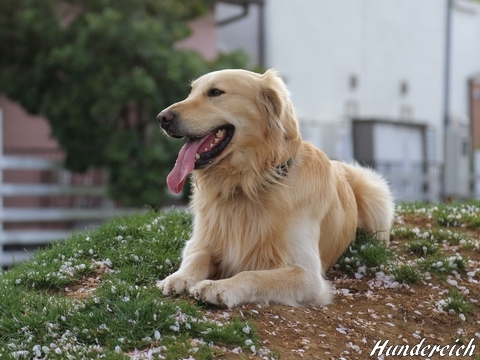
[157,69,301,194]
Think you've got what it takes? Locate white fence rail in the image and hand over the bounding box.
[0,111,142,267]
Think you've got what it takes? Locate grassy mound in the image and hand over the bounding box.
[0,211,264,359]
[1,201,480,359]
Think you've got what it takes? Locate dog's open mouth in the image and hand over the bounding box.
[193,125,235,168]
[167,125,235,194]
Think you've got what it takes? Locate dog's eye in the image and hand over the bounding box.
[207,88,225,97]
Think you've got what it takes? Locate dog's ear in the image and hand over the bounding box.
[257,69,298,140]
[257,69,285,120]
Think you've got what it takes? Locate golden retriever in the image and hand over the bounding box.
[156,69,394,308]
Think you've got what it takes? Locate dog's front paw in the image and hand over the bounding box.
[156,272,198,296]
[190,280,240,308]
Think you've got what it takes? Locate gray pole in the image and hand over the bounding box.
[442,0,452,200]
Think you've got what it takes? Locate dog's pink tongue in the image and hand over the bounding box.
[167,139,201,194]
[167,132,218,194]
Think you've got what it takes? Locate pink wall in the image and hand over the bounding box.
[176,12,218,60]
[0,96,59,153]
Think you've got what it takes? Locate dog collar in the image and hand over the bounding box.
[274,158,294,179]
[234,158,295,194]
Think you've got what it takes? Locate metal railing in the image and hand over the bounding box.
[373,161,443,203]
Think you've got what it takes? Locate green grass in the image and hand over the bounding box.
[437,289,473,317]
[335,229,393,276]
[337,202,476,286]
[390,226,419,240]
[390,264,422,284]
[407,238,438,256]
[0,211,264,359]
[432,201,480,228]
[396,200,480,229]
[417,253,467,277]
[392,225,472,246]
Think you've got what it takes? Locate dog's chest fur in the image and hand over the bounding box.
[193,192,291,279]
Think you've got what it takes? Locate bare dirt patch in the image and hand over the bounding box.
[244,280,479,359]
[64,272,102,299]
[209,212,480,360]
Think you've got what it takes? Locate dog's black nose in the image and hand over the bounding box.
[157,110,175,129]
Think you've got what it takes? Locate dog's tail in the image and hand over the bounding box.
[340,162,395,244]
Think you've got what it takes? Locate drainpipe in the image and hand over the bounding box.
[442,0,452,200]
[257,0,265,68]
[216,1,250,26]
[216,0,266,68]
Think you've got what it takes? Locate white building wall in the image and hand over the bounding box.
[265,0,447,160]
[357,1,445,125]
[265,0,447,120]
[265,0,364,121]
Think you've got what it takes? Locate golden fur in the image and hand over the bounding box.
[157,69,394,307]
